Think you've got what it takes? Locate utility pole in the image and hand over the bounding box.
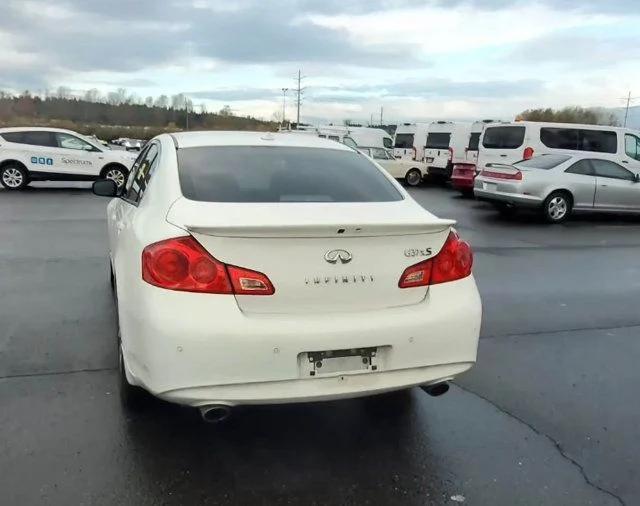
[621,91,638,128]
[281,88,288,127]
[295,69,306,128]
[380,106,383,126]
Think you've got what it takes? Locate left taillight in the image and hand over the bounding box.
[398,231,473,288]
[448,147,454,162]
[142,236,274,295]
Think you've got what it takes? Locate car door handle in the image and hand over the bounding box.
[500,154,508,157]
[622,160,629,164]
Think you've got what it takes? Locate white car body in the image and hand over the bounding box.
[393,123,430,161]
[477,121,640,173]
[104,132,481,409]
[358,146,428,186]
[423,121,473,178]
[0,127,136,189]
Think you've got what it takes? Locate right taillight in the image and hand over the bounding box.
[142,236,274,295]
[398,231,473,288]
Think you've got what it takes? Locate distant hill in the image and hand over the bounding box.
[0,94,277,140]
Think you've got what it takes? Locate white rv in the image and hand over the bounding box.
[287,125,392,149]
[464,120,500,164]
[423,121,473,179]
[393,123,430,161]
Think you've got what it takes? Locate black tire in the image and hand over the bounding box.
[542,191,572,224]
[461,188,475,198]
[0,164,29,190]
[101,165,128,189]
[404,169,423,187]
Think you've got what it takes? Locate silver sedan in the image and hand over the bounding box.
[474,154,640,223]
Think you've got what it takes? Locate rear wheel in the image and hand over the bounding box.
[404,169,422,187]
[542,191,572,223]
[1,164,29,190]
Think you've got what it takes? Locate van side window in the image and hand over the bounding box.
[482,126,525,149]
[625,134,640,161]
[590,159,634,181]
[565,159,594,176]
[540,128,617,154]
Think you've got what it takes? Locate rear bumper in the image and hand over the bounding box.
[474,188,542,207]
[427,165,452,178]
[120,276,482,407]
[451,175,475,190]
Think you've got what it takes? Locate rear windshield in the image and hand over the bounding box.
[514,154,571,170]
[177,146,403,203]
[482,126,526,149]
[425,132,451,149]
[394,133,414,149]
[467,132,480,151]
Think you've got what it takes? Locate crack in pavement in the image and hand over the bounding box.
[454,383,626,506]
[481,323,640,340]
[0,366,116,381]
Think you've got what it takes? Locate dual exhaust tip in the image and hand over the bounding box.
[199,383,450,422]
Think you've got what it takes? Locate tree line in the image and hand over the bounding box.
[516,106,619,126]
[0,88,276,140]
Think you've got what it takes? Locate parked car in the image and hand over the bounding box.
[451,163,477,196]
[393,122,430,161]
[122,138,143,151]
[93,131,481,421]
[474,153,640,223]
[358,146,428,186]
[0,127,136,190]
[477,121,640,173]
[423,121,473,180]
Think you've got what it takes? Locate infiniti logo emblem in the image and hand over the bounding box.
[324,249,353,264]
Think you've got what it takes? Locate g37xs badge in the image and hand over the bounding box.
[404,247,432,258]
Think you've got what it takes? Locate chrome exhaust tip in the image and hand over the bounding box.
[420,382,450,397]
[199,404,232,423]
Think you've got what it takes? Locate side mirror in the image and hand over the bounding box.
[92,178,119,197]
[635,173,640,183]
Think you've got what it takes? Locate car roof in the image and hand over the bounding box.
[170,131,355,150]
[0,126,78,135]
[489,121,630,133]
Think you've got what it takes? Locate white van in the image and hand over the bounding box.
[393,123,430,161]
[288,125,392,149]
[464,120,500,164]
[423,121,472,179]
[477,121,640,172]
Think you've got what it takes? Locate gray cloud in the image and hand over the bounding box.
[509,34,640,67]
[189,78,542,103]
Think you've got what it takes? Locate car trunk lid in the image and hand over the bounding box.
[167,199,454,314]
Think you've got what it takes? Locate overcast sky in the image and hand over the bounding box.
[0,0,637,123]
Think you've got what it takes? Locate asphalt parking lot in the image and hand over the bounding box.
[1,182,639,505]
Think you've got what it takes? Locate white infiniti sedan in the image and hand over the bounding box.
[93,131,481,422]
